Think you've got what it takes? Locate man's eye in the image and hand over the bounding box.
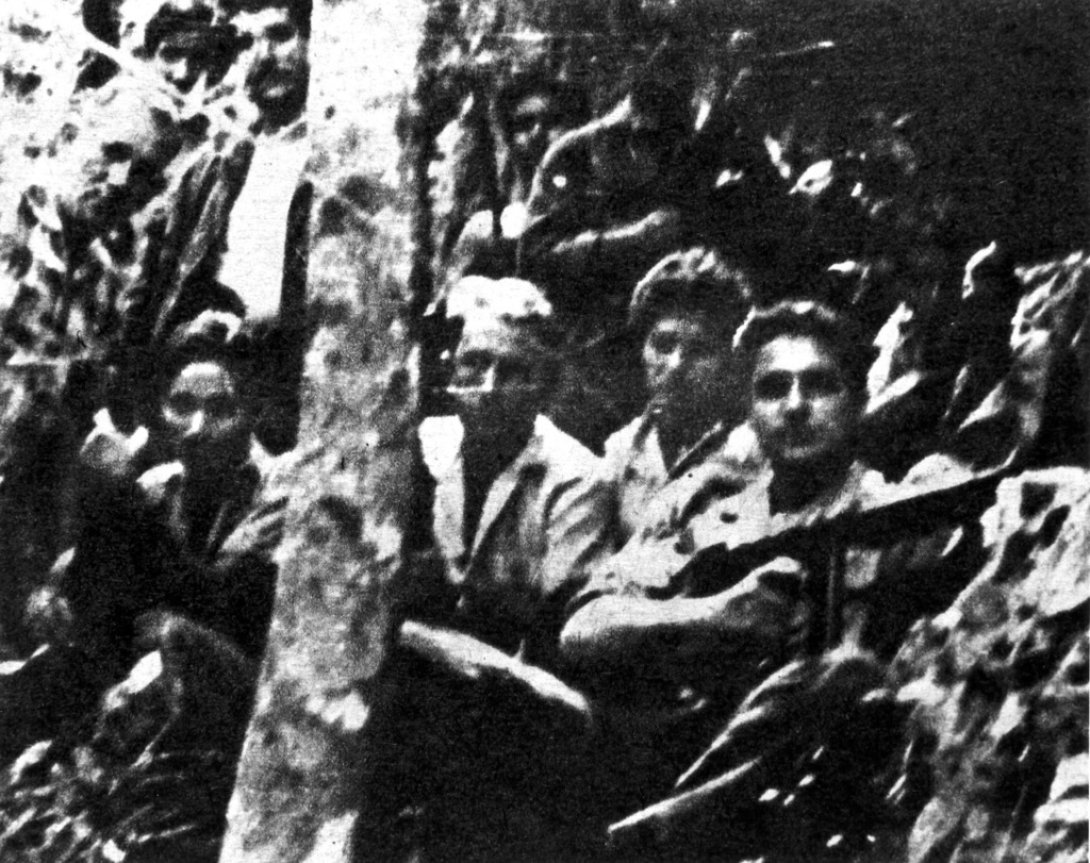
[753,374,791,400]
[685,340,717,361]
[205,397,237,420]
[101,142,134,163]
[166,395,197,416]
[496,360,533,385]
[266,23,295,42]
[648,334,678,356]
[455,352,490,374]
[802,370,845,397]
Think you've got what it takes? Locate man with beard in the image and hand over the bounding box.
[0,87,184,364]
[120,0,312,454]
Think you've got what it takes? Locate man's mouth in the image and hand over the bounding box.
[780,427,819,449]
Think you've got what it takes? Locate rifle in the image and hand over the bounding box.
[680,465,1011,652]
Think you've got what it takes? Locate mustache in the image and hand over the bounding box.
[245,61,290,88]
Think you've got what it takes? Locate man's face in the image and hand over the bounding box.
[643,312,733,432]
[237,6,308,122]
[72,112,179,226]
[750,334,857,470]
[153,30,205,93]
[509,93,569,178]
[448,321,547,441]
[162,361,251,475]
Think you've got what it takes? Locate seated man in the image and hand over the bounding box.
[10,312,280,762]
[363,276,613,860]
[415,274,613,669]
[560,300,979,850]
[601,247,762,549]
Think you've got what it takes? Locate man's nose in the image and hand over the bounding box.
[457,365,497,394]
[184,411,206,437]
[106,162,130,186]
[663,348,685,375]
[177,59,198,84]
[784,380,808,413]
[477,365,499,393]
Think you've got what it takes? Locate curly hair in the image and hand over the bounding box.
[159,311,254,400]
[143,2,213,55]
[223,0,312,38]
[734,300,875,396]
[628,247,754,341]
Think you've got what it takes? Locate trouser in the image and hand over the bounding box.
[354,636,611,863]
[0,645,103,764]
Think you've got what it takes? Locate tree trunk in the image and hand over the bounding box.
[219,2,426,860]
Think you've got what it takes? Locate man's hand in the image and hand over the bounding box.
[216,495,288,570]
[133,610,256,691]
[711,556,808,645]
[79,409,148,482]
[24,586,73,644]
[637,206,683,245]
[134,610,202,654]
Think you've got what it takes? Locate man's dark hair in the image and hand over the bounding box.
[159,311,254,402]
[629,247,755,342]
[225,0,312,38]
[735,300,875,397]
[628,36,694,141]
[143,2,214,55]
[493,75,590,141]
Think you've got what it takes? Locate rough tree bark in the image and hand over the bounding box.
[218,2,427,861]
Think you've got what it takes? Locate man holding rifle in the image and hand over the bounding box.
[560,300,979,836]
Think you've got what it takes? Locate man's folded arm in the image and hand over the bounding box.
[559,556,805,670]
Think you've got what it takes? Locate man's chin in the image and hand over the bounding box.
[771,443,853,474]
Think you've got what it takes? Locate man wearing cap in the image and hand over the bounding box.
[600,247,763,549]
[516,51,716,450]
[120,0,313,454]
[9,311,279,764]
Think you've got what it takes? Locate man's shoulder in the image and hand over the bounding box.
[532,416,603,481]
[136,461,185,507]
[601,414,651,470]
[418,415,464,481]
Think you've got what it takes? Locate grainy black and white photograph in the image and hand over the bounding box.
[0,0,1086,860]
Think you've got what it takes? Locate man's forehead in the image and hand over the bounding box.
[158,28,207,52]
[649,310,728,337]
[752,334,841,376]
[513,94,554,116]
[234,6,293,34]
[456,319,541,355]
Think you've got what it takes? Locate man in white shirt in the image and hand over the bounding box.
[121,0,312,454]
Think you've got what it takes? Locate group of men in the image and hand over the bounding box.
[383,245,977,858]
[0,7,1000,862]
